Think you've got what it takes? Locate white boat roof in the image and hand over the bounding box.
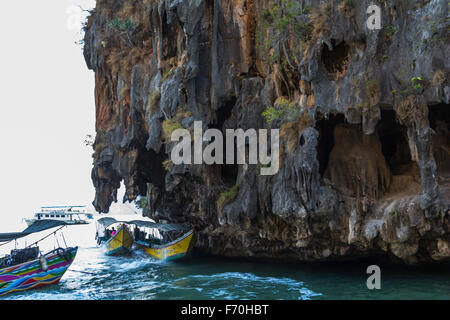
[35,206,93,216]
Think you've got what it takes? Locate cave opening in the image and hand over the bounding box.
[220,134,239,187]
[316,112,347,177]
[207,96,239,188]
[211,96,236,130]
[221,143,239,187]
[162,13,178,60]
[321,39,350,81]
[221,163,239,187]
[137,147,167,191]
[376,109,415,176]
[429,103,450,129]
[429,103,450,175]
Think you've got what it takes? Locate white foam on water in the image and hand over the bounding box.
[167,271,322,300]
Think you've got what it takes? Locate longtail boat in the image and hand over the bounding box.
[131,220,194,261]
[95,218,134,256]
[95,217,194,261]
[0,247,77,296]
[0,220,78,296]
[136,229,194,261]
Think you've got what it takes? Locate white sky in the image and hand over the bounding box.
[0,1,135,234]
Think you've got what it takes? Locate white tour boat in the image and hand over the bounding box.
[24,206,94,226]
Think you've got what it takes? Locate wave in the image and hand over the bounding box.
[167,272,322,300]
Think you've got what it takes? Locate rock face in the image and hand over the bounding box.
[83,0,450,264]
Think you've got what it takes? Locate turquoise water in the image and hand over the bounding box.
[1,244,449,300]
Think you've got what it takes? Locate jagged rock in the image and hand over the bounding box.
[83,0,450,264]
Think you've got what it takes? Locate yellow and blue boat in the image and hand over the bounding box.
[96,219,134,256]
[136,229,194,261]
[95,217,194,260]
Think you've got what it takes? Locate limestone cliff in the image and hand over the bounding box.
[83,0,450,264]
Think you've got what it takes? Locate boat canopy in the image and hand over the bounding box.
[0,220,71,243]
[96,217,191,233]
[41,206,86,209]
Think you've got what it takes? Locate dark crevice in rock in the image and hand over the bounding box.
[221,135,239,187]
[280,79,290,98]
[429,103,450,129]
[221,163,239,188]
[377,109,415,176]
[162,12,178,60]
[429,103,450,175]
[316,112,347,178]
[212,96,236,130]
[138,148,167,190]
[321,39,350,81]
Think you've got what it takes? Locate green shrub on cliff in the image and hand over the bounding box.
[162,118,183,142]
[107,18,136,47]
[147,90,161,113]
[386,25,398,38]
[262,106,285,124]
[262,98,301,124]
[108,18,135,33]
[217,183,241,213]
[162,159,173,171]
[256,0,311,65]
[411,76,423,90]
[391,75,426,98]
[135,196,148,210]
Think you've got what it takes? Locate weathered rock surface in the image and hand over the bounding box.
[84,0,449,263]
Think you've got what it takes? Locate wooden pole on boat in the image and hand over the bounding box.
[54,232,60,248]
[61,229,68,248]
[26,226,65,248]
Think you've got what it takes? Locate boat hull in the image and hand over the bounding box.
[104,225,134,256]
[138,230,194,261]
[0,247,78,296]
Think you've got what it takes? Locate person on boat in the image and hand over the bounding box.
[104,229,111,240]
[134,227,140,241]
[111,227,116,236]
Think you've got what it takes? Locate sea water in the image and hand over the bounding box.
[1,222,449,300]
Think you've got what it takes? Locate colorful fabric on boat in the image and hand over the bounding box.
[0,247,78,296]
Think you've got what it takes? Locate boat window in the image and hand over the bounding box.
[50,215,54,218]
